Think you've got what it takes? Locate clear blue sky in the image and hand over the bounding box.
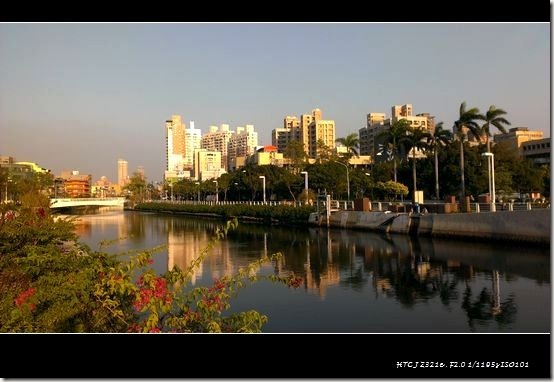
[0,23,549,183]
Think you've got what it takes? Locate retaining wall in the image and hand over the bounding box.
[320,209,550,244]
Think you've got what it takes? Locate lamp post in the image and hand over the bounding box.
[213,180,218,204]
[259,176,266,204]
[300,171,308,193]
[364,172,372,199]
[234,182,239,201]
[332,161,350,202]
[481,152,496,212]
[169,183,174,202]
[195,181,200,202]
[300,171,309,205]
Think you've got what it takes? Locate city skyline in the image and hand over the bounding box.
[0,23,549,182]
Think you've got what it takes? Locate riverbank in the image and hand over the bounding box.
[134,202,549,244]
[134,202,316,225]
[315,209,550,244]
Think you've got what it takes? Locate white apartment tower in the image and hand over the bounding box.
[201,124,234,170]
[184,121,202,170]
[227,124,258,169]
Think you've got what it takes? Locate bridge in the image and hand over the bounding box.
[50,197,126,209]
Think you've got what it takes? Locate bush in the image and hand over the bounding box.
[0,201,303,332]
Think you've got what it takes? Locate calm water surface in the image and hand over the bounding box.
[73,210,550,333]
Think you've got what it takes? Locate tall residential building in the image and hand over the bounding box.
[359,113,386,156]
[201,124,234,170]
[165,115,187,180]
[184,121,202,170]
[227,124,258,170]
[308,119,336,158]
[359,104,434,159]
[271,108,335,159]
[272,127,291,153]
[117,158,128,186]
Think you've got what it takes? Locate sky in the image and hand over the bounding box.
[0,23,549,183]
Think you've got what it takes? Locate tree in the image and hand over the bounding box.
[405,126,430,201]
[377,119,411,183]
[453,102,483,201]
[482,105,510,153]
[217,173,233,201]
[335,133,360,159]
[123,172,147,203]
[375,181,409,201]
[426,122,453,199]
[283,140,307,174]
[315,139,337,163]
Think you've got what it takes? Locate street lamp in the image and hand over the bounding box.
[169,183,174,201]
[332,160,350,202]
[259,175,266,203]
[481,152,496,212]
[300,171,308,193]
[300,171,309,205]
[212,180,218,203]
[234,182,239,201]
[195,181,200,202]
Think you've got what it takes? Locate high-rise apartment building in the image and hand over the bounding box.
[201,124,234,170]
[271,108,335,159]
[359,104,434,159]
[165,115,187,180]
[308,119,336,158]
[227,124,258,170]
[184,121,202,170]
[117,158,128,186]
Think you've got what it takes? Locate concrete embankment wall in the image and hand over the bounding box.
[323,209,550,244]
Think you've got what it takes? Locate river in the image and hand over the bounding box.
[73,210,550,333]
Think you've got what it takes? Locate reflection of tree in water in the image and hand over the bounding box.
[368,241,464,308]
[461,270,517,332]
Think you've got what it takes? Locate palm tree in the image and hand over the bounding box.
[377,119,411,183]
[453,102,483,201]
[335,133,360,158]
[405,125,430,202]
[426,122,453,200]
[482,105,510,153]
[481,106,510,211]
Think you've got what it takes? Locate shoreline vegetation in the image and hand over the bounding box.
[135,202,316,225]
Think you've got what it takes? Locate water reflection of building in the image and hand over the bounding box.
[303,232,341,299]
[167,229,204,285]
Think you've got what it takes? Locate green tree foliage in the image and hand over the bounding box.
[453,102,483,200]
[405,125,430,200]
[426,122,453,199]
[335,133,360,159]
[283,140,307,174]
[375,181,409,201]
[482,105,510,152]
[377,119,411,182]
[123,172,147,204]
